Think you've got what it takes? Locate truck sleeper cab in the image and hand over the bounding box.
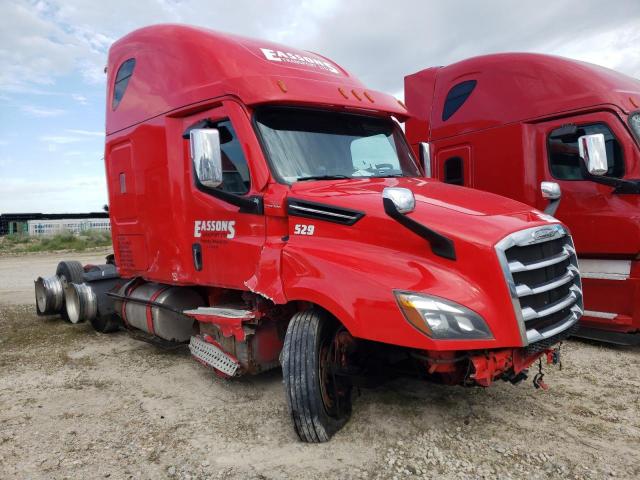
[35,27,581,442]
[405,53,640,344]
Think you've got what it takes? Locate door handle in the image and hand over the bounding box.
[192,243,203,271]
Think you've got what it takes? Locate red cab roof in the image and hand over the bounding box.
[405,52,640,141]
[106,24,407,134]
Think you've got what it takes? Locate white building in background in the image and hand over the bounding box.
[27,218,111,236]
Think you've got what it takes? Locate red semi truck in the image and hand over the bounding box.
[35,27,582,442]
[405,53,640,344]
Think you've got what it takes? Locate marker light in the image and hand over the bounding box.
[395,291,493,340]
[629,112,640,143]
[383,187,415,214]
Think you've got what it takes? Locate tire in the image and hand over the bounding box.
[282,309,352,443]
[56,261,84,321]
[90,314,121,334]
[56,260,84,285]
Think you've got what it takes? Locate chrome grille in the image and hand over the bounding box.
[495,224,583,346]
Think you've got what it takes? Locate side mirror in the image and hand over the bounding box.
[419,142,432,178]
[578,133,608,176]
[190,128,223,188]
[541,181,561,200]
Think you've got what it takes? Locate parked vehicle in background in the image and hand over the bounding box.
[35,28,580,442]
[405,53,640,345]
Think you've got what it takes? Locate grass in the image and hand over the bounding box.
[0,230,112,254]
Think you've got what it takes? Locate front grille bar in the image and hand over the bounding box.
[508,245,574,272]
[515,266,578,298]
[521,285,582,322]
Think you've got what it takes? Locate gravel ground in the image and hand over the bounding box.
[0,251,639,479]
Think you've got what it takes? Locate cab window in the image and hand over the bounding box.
[548,123,624,180]
[350,134,401,174]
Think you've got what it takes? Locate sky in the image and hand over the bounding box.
[1,0,639,213]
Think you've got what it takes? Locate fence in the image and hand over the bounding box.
[27,218,111,236]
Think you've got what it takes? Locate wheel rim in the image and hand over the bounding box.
[318,327,352,417]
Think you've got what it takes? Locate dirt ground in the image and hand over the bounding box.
[0,251,639,479]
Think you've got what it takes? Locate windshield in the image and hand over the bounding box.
[255,107,421,183]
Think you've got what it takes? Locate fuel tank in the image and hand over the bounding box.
[118,283,205,341]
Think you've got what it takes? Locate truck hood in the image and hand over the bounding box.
[289,177,554,249]
[283,177,565,350]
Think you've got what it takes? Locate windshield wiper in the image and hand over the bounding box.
[296,175,351,182]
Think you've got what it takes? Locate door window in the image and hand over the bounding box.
[193,119,251,195]
[548,123,625,180]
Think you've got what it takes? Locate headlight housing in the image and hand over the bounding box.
[629,111,640,143]
[395,291,493,340]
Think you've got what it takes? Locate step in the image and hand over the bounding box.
[183,306,257,341]
[189,335,240,377]
[183,306,255,319]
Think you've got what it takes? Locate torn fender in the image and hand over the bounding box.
[244,243,287,304]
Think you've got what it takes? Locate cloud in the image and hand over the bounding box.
[21,105,66,117]
[39,134,82,144]
[66,129,103,136]
[71,93,88,105]
[0,175,108,213]
[294,1,640,94]
[4,0,639,98]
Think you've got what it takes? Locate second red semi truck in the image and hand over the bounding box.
[405,53,639,344]
[35,27,582,442]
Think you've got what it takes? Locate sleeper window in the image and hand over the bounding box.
[443,157,464,186]
[442,80,477,121]
[112,58,136,110]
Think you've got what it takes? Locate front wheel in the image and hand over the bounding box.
[282,309,352,443]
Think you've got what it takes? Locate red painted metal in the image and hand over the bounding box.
[104,27,569,385]
[186,310,257,342]
[405,53,640,335]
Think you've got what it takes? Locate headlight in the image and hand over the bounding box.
[395,291,493,340]
[629,112,640,143]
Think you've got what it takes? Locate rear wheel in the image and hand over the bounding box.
[56,260,84,285]
[282,309,352,443]
[90,314,121,334]
[56,261,84,321]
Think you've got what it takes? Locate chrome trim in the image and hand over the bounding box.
[288,204,355,220]
[515,266,577,297]
[526,305,582,343]
[578,259,631,281]
[508,247,571,273]
[540,181,561,200]
[495,224,583,346]
[583,310,618,320]
[521,286,581,322]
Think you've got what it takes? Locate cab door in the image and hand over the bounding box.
[536,111,638,257]
[434,145,473,187]
[182,101,266,289]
